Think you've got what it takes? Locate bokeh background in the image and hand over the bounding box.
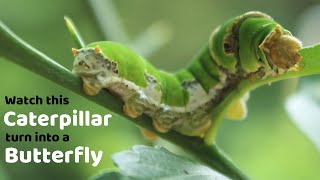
[1,0,320,179]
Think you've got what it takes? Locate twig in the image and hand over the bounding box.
[64,16,86,48]
[88,0,129,43]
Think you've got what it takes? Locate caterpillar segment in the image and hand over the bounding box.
[72,11,302,139]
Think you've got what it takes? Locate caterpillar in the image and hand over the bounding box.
[71,11,302,138]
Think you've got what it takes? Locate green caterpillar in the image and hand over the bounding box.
[72,11,302,138]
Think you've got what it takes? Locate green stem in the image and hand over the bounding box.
[0,21,248,180]
[87,0,129,43]
[64,16,86,48]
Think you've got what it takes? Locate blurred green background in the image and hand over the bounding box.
[1,0,320,179]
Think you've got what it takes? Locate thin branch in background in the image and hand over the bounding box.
[88,0,129,43]
[87,0,172,57]
[64,16,86,48]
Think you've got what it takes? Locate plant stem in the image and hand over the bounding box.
[64,16,86,48]
[87,0,129,43]
[0,21,248,180]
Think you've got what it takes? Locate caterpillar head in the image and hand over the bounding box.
[209,11,302,74]
[72,45,107,76]
[259,26,302,70]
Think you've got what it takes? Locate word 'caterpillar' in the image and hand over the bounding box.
[72,11,302,138]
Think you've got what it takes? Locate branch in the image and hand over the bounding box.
[64,16,86,48]
[87,0,129,43]
[0,21,248,179]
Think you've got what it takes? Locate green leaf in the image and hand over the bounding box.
[111,145,230,180]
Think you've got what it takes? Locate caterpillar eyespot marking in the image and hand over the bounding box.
[72,11,302,138]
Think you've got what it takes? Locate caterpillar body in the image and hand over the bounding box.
[72,12,302,138]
